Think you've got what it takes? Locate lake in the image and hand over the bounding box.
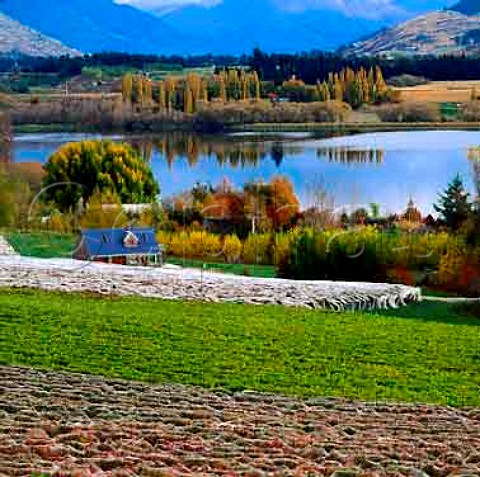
[11,130,480,215]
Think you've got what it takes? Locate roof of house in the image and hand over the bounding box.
[78,227,162,258]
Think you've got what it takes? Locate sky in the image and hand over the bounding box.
[115,0,452,16]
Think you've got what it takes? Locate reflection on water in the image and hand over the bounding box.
[128,132,305,169]
[11,130,480,214]
[316,146,384,165]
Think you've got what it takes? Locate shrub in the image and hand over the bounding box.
[243,234,273,265]
[436,247,480,296]
[377,102,441,123]
[278,228,387,282]
[278,227,473,287]
[461,101,480,122]
[223,234,242,263]
[387,75,429,87]
[194,100,351,128]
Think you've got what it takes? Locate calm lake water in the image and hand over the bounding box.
[11,130,480,215]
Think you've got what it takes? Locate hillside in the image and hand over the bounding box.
[342,10,480,56]
[0,13,80,57]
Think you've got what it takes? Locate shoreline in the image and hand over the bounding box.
[13,121,480,135]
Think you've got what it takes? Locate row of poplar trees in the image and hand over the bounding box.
[121,65,389,113]
[281,66,389,107]
[121,69,262,114]
[319,66,388,107]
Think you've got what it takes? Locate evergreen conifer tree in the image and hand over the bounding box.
[434,174,472,231]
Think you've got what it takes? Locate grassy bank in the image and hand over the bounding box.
[13,124,100,134]
[0,288,479,406]
[5,231,78,258]
[12,121,480,136]
[167,257,276,278]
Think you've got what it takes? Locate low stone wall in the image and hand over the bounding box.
[0,256,421,311]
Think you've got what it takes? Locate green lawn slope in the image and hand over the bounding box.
[1,289,479,406]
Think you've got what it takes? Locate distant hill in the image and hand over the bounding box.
[158,0,392,54]
[342,10,480,56]
[0,0,451,55]
[0,13,80,57]
[0,0,181,55]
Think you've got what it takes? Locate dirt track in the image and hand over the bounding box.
[1,366,480,476]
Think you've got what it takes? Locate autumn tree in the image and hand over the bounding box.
[132,76,144,105]
[218,74,227,102]
[121,74,133,103]
[79,189,129,229]
[0,166,15,227]
[374,66,388,102]
[143,77,153,106]
[202,190,246,224]
[42,141,159,212]
[244,177,300,230]
[0,165,32,228]
[253,71,261,100]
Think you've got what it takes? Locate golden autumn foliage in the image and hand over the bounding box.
[42,140,159,212]
[79,190,129,229]
[121,69,262,114]
[202,191,245,221]
[244,176,300,230]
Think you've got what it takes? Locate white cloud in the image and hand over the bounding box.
[116,0,412,19]
[115,0,221,13]
[274,0,404,18]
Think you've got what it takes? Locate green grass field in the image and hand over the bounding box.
[167,257,276,278]
[5,232,78,258]
[1,289,479,406]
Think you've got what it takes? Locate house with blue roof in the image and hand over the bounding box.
[75,227,163,266]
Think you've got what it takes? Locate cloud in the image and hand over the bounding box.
[115,0,221,13]
[274,0,404,18]
[115,0,444,19]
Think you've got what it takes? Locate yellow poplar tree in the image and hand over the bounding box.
[253,71,261,100]
[218,75,227,102]
[184,85,194,113]
[121,74,133,103]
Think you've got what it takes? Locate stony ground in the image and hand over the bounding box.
[1,366,480,476]
[0,256,421,311]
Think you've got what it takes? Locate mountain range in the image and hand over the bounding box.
[0,0,454,55]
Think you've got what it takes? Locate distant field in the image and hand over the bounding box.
[396,81,480,103]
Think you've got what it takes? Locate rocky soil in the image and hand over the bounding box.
[1,365,480,476]
[0,256,421,311]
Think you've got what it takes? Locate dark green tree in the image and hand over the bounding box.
[434,174,472,231]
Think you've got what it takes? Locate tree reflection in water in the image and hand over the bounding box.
[129,132,308,170]
[316,146,384,165]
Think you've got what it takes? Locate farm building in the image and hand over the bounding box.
[75,227,163,266]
